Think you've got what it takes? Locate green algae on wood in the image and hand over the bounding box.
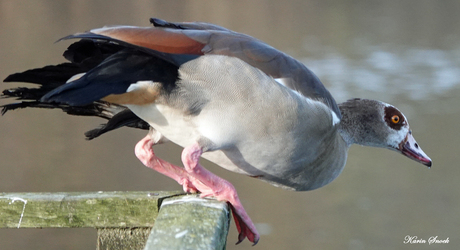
[0,191,182,228]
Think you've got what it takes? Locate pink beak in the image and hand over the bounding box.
[401,131,432,167]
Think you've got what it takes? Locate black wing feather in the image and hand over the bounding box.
[2,39,151,139]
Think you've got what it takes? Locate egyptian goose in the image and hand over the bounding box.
[2,18,432,245]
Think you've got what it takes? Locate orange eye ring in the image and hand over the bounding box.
[391,115,400,124]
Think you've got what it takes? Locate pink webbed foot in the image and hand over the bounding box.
[181,143,260,245]
[134,135,198,193]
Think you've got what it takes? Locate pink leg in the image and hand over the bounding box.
[181,143,260,245]
[135,135,259,245]
[135,135,197,193]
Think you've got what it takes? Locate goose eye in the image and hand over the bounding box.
[391,115,400,124]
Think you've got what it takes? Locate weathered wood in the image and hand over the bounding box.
[1,192,230,249]
[144,194,230,250]
[0,191,182,228]
[97,227,152,250]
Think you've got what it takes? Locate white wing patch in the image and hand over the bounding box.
[66,73,86,83]
[274,78,288,86]
[275,77,340,126]
[331,110,341,126]
[126,80,157,92]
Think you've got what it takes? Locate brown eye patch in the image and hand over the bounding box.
[384,106,405,130]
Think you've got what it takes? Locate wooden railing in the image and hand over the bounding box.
[0,191,229,250]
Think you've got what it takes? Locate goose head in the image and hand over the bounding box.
[338,98,432,167]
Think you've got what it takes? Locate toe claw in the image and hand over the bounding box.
[252,236,260,246]
[236,232,245,245]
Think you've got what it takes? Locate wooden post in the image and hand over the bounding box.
[144,195,230,250]
[0,191,230,250]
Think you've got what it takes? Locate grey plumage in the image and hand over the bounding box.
[127,55,347,190]
[1,18,432,245]
[2,18,432,192]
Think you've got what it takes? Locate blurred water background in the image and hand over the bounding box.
[1,1,459,249]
